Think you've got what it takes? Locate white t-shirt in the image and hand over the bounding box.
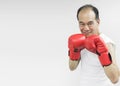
[79,33,115,86]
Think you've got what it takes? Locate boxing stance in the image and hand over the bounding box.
[68,4,119,86]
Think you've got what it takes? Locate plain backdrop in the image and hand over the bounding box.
[0,0,120,86]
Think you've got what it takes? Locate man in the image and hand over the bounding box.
[68,4,120,86]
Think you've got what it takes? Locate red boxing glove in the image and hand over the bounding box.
[68,34,85,60]
[85,35,112,66]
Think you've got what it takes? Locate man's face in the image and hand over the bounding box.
[78,9,100,37]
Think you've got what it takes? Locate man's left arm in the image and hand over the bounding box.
[104,43,120,84]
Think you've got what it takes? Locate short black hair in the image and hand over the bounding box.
[77,4,99,20]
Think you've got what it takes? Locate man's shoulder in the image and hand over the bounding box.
[100,33,115,45]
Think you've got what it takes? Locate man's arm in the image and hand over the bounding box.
[69,58,80,71]
[68,34,85,71]
[104,43,119,84]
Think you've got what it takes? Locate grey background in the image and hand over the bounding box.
[0,0,120,86]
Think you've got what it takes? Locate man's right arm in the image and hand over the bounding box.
[68,34,85,71]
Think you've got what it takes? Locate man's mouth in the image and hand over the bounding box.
[82,31,91,34]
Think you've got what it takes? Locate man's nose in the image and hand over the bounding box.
[84,24,89,30]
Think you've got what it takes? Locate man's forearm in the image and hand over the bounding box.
[104,63,119,84]
[69,58,80,71]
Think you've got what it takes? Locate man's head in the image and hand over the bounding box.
[77,4,100,37]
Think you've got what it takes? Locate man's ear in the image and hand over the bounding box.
[97,19,100,24]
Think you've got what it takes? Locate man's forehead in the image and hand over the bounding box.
[79,20,94,23]
[78,16,96,23]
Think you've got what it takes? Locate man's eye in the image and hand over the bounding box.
[88,22,93,25]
